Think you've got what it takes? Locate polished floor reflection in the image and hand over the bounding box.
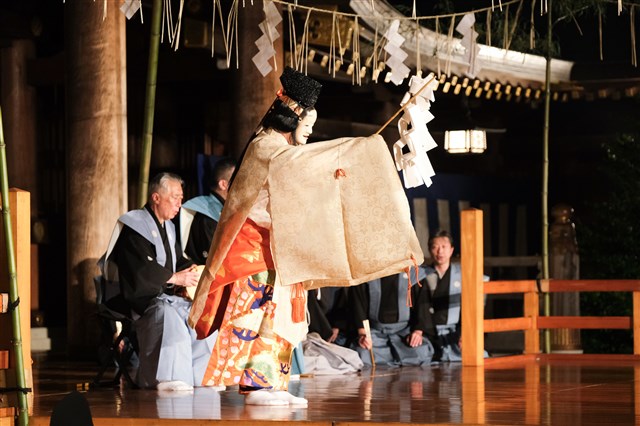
[27,354,640,425]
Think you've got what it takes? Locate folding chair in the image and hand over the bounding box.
[93,275,138,388]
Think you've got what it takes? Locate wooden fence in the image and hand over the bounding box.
[460,208,640,366]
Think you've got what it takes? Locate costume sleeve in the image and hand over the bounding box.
[185,213,217,265]
[112,225,173,316]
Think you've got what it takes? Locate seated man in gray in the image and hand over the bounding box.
[350,267,434,366]
[102,172,216,390]
[423,230,488,362]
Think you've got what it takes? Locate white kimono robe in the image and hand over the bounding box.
[189,129,423,345]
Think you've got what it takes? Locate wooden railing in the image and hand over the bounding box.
[460,208,640,366]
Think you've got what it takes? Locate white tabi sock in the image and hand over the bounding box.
[157,380,194,391]
[272,390,308,405]
[244,389,290,406]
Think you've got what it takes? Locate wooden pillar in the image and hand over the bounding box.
[634,292,640,355]
[549,204,582,353]
[0,40,37,215]
[231,2,284,158]
[524,288,540,355]
[461,209,485,366]
[0,40,40,324]
[0,189,32,410]
[65,2,127,351]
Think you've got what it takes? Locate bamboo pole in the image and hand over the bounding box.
[0,107,29,425]
[137,0,163,207]
[375,74,437,135]
[542,0,552,353]
[362,319,376,370]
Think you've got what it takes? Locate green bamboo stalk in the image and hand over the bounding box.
[137,0,164,207]
[0,107,29,425]
[542,0,552,354]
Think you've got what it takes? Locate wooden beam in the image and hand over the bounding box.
[461,209,484,367]
[484,317,532,332]
[547,279,640,292]
[484,280,537,294]
[484,256,540,267]
[538,316,631,329]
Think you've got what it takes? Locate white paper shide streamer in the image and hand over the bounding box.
[252,0,282,77]
[120,0,142,20]
[383,20,410,85]
[393,73,439,189]
[456,13,481,78]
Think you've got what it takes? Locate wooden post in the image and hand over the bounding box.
[65,0,128,351]
[634,291,640,355]
[1,40,40,333]
[0,189,32,410]
[0,41,38,216]
[524,289,540,354]
[461,209,484,366]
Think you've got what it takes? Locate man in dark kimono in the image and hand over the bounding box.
[351,267,434,366]
[422,230,462,362]
[180,157,236,265]
[102,172,216,390]
[307,287,350,346]
[423,230,488,362]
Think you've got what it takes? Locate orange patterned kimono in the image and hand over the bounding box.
[198,218,294,390]
[191,218,272,340]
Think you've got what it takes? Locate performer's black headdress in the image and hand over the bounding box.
[230,68,322,187]
[279,66,322,108]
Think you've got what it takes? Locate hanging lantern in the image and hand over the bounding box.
[444,130,487,154]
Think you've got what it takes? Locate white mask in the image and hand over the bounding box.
[294,109,318,145]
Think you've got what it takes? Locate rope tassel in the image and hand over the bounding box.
[405,255,421,308]
[406,267,413,308]
[291,283,306,323]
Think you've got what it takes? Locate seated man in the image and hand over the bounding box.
[350,267,434,366]
[180,157,236,265]
[423,230,488,362]
[101,172,216,390]
[307,287,350,347]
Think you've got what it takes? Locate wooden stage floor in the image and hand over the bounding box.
[24,354,640,425]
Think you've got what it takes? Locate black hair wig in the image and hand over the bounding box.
[262,99,300,133]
